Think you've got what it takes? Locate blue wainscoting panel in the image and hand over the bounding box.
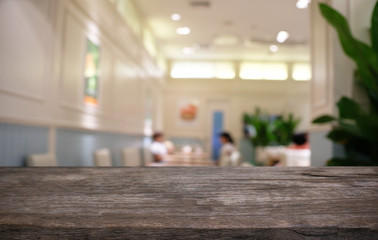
[0,123,49,166]
[56,129,143,166]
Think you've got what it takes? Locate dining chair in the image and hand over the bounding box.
[26,153,57,167]
[94,148,112,166]
[143,147,153,166]
[230,151,242,166]
[281,149,311,166]
[122,147,141,166]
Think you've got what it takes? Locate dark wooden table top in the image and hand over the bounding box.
[0,167,377,239]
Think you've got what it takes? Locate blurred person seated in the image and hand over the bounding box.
[150,132,173,163]
[288,132,310,149]
[218,132,237,166]
[281,132,311,166]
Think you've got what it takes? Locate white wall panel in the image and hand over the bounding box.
[98,43,114,116]
[0,0,164,136]
[60,13,85,108]
[0,0,51,102]
[113,58,140,122]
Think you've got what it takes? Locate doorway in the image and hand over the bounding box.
[206,100,230,161]
[211,111,223,160]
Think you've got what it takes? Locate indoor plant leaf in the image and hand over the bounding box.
[327,157,377,166]
[312,115,336,124]
[315,2,378,166]
[327,128,355,144]
[319,3,378,98]
[338,120,363,137]
[356,114,378,142]
[336,96,363,120]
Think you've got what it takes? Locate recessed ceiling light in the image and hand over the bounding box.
[171,13,181,21]
[270,45,279,52]
[277,31,289,43]
[176,27,191,35]
[296,0,311,9]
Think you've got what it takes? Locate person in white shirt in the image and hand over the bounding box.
[150,132,168,162]
[218,132,236,166]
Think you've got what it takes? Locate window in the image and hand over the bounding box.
[240,62,288,80]
[292,63,311,81]
[170,61,235,79]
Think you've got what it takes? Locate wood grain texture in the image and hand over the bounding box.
[0,167,377,239]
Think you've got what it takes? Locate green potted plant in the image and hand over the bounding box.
[244,108,301,165]
[274,113,301,146]
[243,108,276,147]
[243,108,275,165]
[312,2,378,166]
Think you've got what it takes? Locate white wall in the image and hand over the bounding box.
[0,0,165,139]
[164,76,311,149]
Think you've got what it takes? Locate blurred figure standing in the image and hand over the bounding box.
[218,132,236,166]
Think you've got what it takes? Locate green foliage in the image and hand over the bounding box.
[312,115,336,124]
[274,113,301,146]
[327,157,377,166]
[313,3,378,166]
[314,98,378,165]
[244,108,300,147]
[243,108,275,147]
[319,3,378,113]
[336,97,363,119]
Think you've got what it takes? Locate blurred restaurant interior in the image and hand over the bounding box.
[0,0,375,167]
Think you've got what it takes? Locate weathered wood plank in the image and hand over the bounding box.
[0,167,377,239]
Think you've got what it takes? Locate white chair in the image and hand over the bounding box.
[26,153,57,167]
[281,149,311,166]
[94,148,112,166]
[230,151,242,166]
[220,151,241,166]
[122,147,141,166]
[143,147,153,166]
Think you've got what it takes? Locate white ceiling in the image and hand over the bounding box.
[135,0,310,62]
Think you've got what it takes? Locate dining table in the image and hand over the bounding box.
[147,151,214,166]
